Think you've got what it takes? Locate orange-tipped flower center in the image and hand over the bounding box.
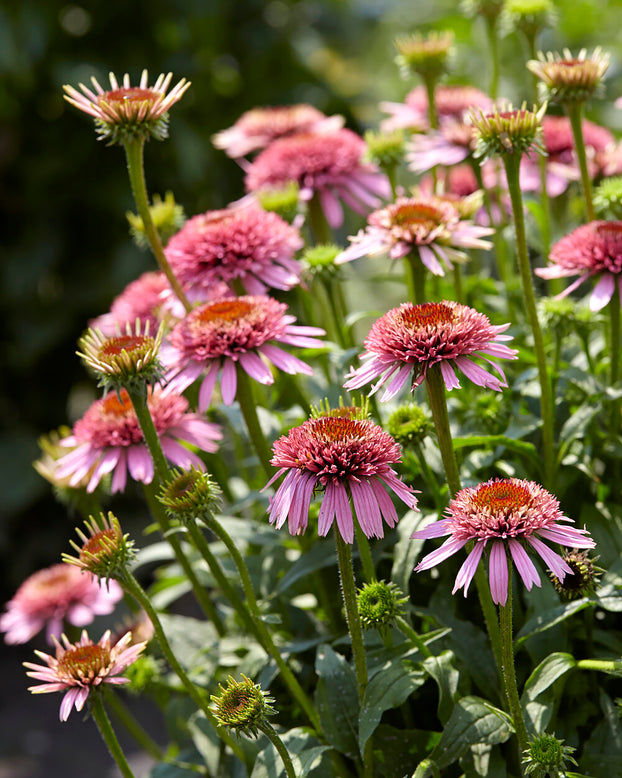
[313,416,364,442]
[472,481,531,512]
[197,299,254,323]
[99,335,150,357]
[80,529,119,562]
[400,302,455,330]
[59,644,110,678]
[102,87,160,104]
[393,202,443,227]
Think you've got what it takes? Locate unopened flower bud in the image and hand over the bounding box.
[386,405,432,449]
[211,674,276,738]
[522,733,577,777]
[357,580,407,630]
[158,467,221,525]
[126,191,186,249]
[63,512,135,582]
[527,48,610,105]
[549,549,603,600]
[394,31,454,82]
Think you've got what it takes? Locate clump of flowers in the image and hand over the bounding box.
[266,404,418,543]
[0,563,123,645]
[24,630,147,721]
[126,191,186,249]
[413,478,595,605]
[63,70,190,144]
[211,674,276,738]
[357,580,407,630]
[527,48,610,105]
[344,300,517,401]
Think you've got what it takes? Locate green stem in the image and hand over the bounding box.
[123,139,191,312]
[485,16,500,100]
[498,577,529,765]
[235,364,273,479]
[258,721,297,778]
[503,153,556,488]
[566,102,595,222]
[609,293,620,387]
[104,689,164,761]
[207,514,322,734]
[321,276,350,349]
[335,531,368,703]
[354,522,376,583]
[423,76,438,131]
[453,265,463,304]
[90,693,137,778]
[395,615,432,658]
[405,251,427,304]
[576,658,622,672]
[118,569,248,765]
[307,192,333,245]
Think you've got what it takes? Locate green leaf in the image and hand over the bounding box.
[358,659,427,751]
[251,728,330,778]
[452,434,540,467]
[515,599,593,648]
[428,696,513,769]
[157,613,219,675]
[372,725,440,778]
[314,644,360,758]
[392,511,437,597]
[274,539,336,595]
[557,403,600,461]
[521,652,576,735]
[422,651,460,724]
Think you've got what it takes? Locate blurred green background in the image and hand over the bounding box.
[2,0,622,596]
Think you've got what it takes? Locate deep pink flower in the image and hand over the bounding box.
[0,564,122,645]
[413,478,595,605]
[54,388,222,493]
[244,128,391,228]
[24,630,147,721]
[266,412,418,542]
[165,204,303,295]
[163,296,325,410]
[212,104,344,158]
[336,195,493,274]
[536,221,622,310]
[344,301,517,401]
[380,84,493,133]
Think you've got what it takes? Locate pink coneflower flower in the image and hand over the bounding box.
[407,118,477,173]
[336,196,493,275]
[535,221,622,310]
[90,271,171,336]
[24,629,147,721]
[163,296,325,410]
[63,70,190,144]
[244,128,391,228]
[53,388,222,493]
[266,411,418,542]
[344,301,517,401]
[0,564,122,645]
[380,84,493,133]
[412,478,595,605]
[165,204,303,296]
[212,104,344,159]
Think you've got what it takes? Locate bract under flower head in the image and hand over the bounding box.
[244,128,392,228]
[266,407,418,543]
[212,104,344,158]
[163,295,325,410]
[336,195,493,275]
[63,70,190,144]
[0,563,122,645]
[24,630,146,721]
[527,48,610,104]
[470,102,547,160]
[413,478,595,605]
[165,203,303,296]
[535,220,622,311]
[344,300,517,401]
[54,387,222,493]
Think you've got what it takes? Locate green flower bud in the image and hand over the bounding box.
[211,674,276,738]
[357,580,407,630]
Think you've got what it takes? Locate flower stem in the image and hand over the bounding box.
[335,531,368,703]
[307,192,333,245]
[503,153,556,488]
[609,293,620,387]
[118,568,248,766]
[207,514,322,734]
[103,689,164,761]
[89,693,137,778]
[395,615,432,658]
[485,16,500,100]
[566,102,595,222]
[122,139,191,312]
[405,250,427,304]
[498,576,529,765]
[235,364,274,479]
[258,721,297,778]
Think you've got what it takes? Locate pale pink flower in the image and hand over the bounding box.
[535,221,622,310]
[407,118,477,173]
[24,630,146,721]
[244,128,391,228]
[344,301,517,401]
[54,388,222,493]
[165,204,303,296]
[380,84,493,133]
[336,195,493,274]
[0,564,122,645]
[413,478,595,605]
[266,412,418,542]
[212,104,344,158]
[163,296,325,410]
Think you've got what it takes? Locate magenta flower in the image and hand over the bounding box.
[165,204,303,296]
[212,104,344,159]
[413,478,595,605]
[266,412,418,542]
[0,564,122,645]
[336,195,493,275]
[54,388,222,493]
[344,301,517,401]
[536,221,622,310]
[163,296,325,410]
[380,84,493,133]
[244,128,391,228]
[24,630,147,721]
